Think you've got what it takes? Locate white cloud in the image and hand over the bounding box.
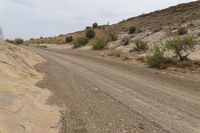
[0,0,195,39]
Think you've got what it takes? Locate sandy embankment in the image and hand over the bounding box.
[0,40,60,133]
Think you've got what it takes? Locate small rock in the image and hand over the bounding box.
[94,88,98,91]
[50,122,59,129]
[101,52,105,57]
[108,122,112,126]
[59,110,65,114]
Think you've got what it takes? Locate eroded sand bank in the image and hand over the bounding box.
[0,40,60,133]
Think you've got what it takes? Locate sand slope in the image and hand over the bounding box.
[0,40,60,133]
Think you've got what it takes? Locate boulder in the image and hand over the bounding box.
[117,43,136,53]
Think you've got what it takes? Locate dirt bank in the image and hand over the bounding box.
[0,41,60,133]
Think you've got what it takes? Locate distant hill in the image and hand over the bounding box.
[26,0,200,44]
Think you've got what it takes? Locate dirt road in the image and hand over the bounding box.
[30,47,200,133]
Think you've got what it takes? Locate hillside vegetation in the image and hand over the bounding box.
[26,1,200,44]
[25,1,200,71]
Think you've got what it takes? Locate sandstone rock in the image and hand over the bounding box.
[108,40,122,49]
[117,43,136,53]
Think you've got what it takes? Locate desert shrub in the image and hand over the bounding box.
[166,36,197,61]
[91,32,118,50]
[91,37,108,50]
[122,37,130,46]
[129,26,136,34]
[134,40,148,51]
[108,32,118,41]
[73,37,89,48]
[86,29,96,39]
[147,47,168,69]
[65,36,73,43]
[107,49,122,57]
[14,38,24,45]
[86,26,92,30]
[177,28,188,35]
[37,45,47,48]
[5,39,14,44]
[93,23,98,28]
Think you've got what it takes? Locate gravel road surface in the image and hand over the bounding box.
[30,47,200,133]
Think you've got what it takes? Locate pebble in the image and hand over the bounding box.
[94,88,99,91]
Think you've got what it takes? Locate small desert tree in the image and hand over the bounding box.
[166,36,198,61]
[93,23,98,28]
[65,36,73,43]
[86,29,95,39]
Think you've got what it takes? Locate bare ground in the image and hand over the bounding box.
[30,47,200,133]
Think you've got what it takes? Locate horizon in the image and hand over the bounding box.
[0,0,195,39]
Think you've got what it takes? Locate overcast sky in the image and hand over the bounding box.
[0,0,195,39]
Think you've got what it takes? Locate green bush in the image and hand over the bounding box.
[129,26,136,34]
[147,47,168,69]
[14,38,24,45]
[134,40,148,51]
[177,28,188,35]
[86,29,96,39]
[73,37,89,48]
[91,37,108,50]
[65,36,73,43]
[93,23,98,28]
[166,36,197,61]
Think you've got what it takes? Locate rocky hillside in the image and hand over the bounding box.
[106,1,200,59]
[26,1,200,45]
[113,0,200,32]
